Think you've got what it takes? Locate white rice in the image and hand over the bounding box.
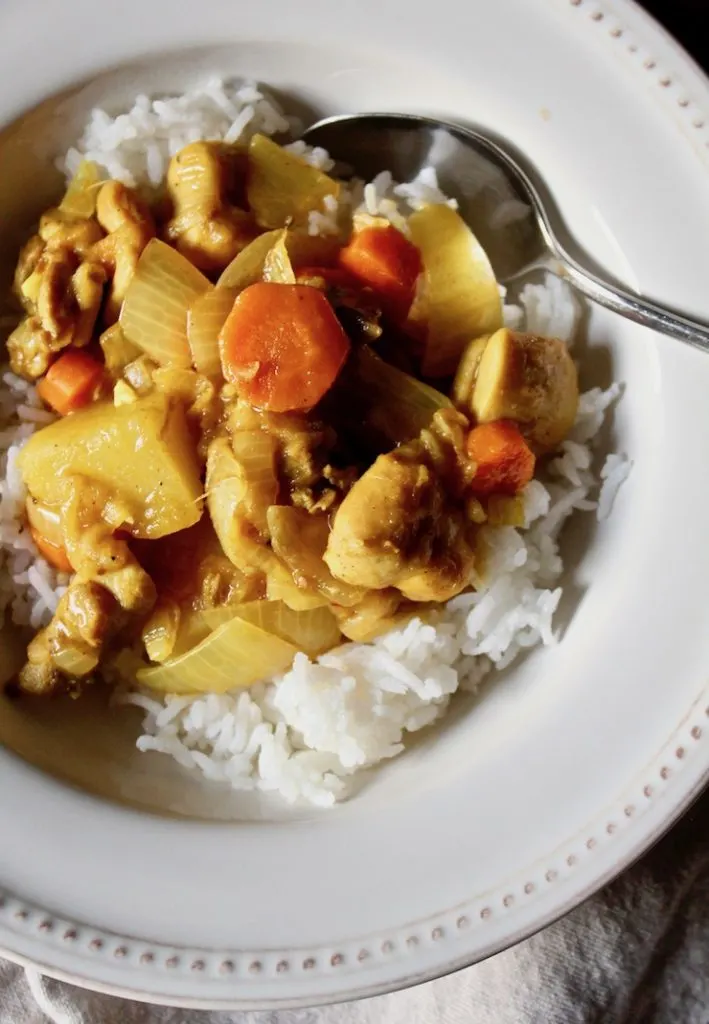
[62,78,292,188]
[1,80,631,806]
[597,453,633,521]
[0,372,69,629]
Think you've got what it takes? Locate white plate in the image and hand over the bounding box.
[1,0,709,1009]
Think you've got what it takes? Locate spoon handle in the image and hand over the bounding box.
[557,253,709,354]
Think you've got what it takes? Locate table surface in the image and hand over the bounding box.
[642,0,706,65]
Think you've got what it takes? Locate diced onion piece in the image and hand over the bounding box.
[100,323,142,376]
[113,380,138,406]
[52,645,99,677]
[231,599,341,657]
[407,204,502,378]
[20,270,41,305]
[59,160,102,219]
[348,346,452,444]
[137,615,298,695]
[120,239,211,367]
[247,134,341,230]
[187,287,237,377]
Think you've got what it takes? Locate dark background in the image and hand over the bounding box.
[642,0,705,65]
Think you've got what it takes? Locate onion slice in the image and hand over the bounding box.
[137,615,298,695]
[347,346,452,444]
[187,287,237,377]
[406,204,502,378]
[120,239,210,367]
[230,600,341,657]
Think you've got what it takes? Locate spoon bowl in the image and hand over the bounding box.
[304,113,709,353]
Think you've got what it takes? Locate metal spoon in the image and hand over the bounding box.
[303,113,709,354]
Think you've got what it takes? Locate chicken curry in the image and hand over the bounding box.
[6,135,579,698]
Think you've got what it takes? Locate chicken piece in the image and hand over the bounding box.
[13,188,105,310]
[18,479,159,696]
[37,256,105,342]
[165,141,255,273]
[6,317,53,379]
[38,210,104,261]
[269,415,347,511]
[325,451,438,590]
[61,479,157,613]
[268,505,366,607]
[19,581,118,696]
[332,589,403,642]
[7,250,106,380]
[8,196,108,380]
[206,435,279,576]
[226,399,349,512]
[460,328,579,453]
[67,521,156,616]
[90,180,156,322]
[13,235,45,306]
[324,409,478,603]
[396,515,476,603]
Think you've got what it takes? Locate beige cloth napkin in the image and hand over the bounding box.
[2,785,709,1024]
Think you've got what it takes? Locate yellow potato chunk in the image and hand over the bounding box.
[472,328,579,452]
[18,393,203,538]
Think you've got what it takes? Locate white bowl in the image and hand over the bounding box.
[1,0,709,1009]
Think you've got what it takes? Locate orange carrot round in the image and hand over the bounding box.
[467,420,536,496]
[37,349,104,416]
[338,224,421,318]
[29,526,73,573]
[219,282,350,412]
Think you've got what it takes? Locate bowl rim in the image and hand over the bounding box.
[1,0,709,1009]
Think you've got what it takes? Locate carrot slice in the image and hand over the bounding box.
[219,282,350,412]
[467,420,536,497]
[37,350,104,416]
[29,526,73,573]
[338,225,421,318]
